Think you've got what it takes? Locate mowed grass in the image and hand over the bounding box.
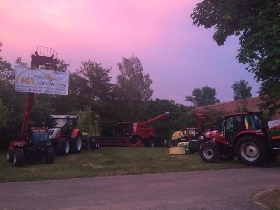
[0,147,280,183]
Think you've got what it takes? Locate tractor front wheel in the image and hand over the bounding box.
[6,150,14,163]
[56,138,70,156]
[13,148,25,167]
[200,142,220,163]
[44,147,55,164]
[236,136,269,166]
[71,133,83,153]
[189,140,198,153]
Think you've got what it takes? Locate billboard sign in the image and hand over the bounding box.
[15,66,69,95]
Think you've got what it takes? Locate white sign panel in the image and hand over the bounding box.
[15,66,69,95]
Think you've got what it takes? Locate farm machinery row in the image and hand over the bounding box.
[176,112,280,166]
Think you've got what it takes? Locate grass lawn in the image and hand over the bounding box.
[1,147,280,183]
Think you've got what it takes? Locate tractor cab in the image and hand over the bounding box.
[222,112,265,145]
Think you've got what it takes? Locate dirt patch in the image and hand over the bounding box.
[253,188,280,210]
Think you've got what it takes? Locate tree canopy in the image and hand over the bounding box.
[185,86,220,107]
[115,55,153,121]
[231,80,252,100]
[191,0,280,114]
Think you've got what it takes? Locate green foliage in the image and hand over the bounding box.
[15,57,27,67]
[186,86,220,107]
[232,80,252,100]
[146,99,197,142]
[115,55,153,121]
[259,78,280,118]
[191,0,280,115]
[0,99,11,128]
[75,60,113,101]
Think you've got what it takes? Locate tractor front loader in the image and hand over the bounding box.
[6,46,57,167]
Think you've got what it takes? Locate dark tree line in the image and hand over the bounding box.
[0,44,198,149]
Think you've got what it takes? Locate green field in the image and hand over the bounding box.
[1,147,280,183]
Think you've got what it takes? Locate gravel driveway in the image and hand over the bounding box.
[0,167,279,210]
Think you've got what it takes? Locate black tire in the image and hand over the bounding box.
[71,133,83,153]
[56,138,70,156]
[200,141,220,163]
[44,147,55,164]
[148,138,156,147]
[7,150,14,163]
[236,135,269,166]
[13,148,25,167]
[189,140,198,153]
[94,139,100,149]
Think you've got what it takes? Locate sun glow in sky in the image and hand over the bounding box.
[0,0,260,105]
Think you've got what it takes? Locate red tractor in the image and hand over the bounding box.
[198,112,280,166]
[115,112,171,147]
[47,115,83,155]
[188,112,216,152]
[6,46,57,167]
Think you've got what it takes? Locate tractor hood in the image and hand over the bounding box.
[48,128,61,139]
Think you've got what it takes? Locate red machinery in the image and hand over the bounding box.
[48,115,83,155]
[91,112,171,147]
[6,46,57,166]
[196,112,280,166]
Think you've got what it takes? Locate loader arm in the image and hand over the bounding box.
[20,93,35,141]
[139,112,171,127]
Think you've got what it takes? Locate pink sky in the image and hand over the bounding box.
[0,0,260,105]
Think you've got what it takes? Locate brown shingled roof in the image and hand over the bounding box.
[194,97,280,120]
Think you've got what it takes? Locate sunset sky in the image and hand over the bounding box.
[0,0,260,105]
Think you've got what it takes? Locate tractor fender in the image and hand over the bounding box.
[8,141,26,152]
[233,132,266,146]
[71,128,82,139]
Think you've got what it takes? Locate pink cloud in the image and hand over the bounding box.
[0,0,260,105]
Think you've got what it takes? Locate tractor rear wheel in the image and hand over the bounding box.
[44,147,55,164]
[13,148,25,167]
[200,141,220,163]
[6,150,14,163]
[236,136,269,166]
[56,138,70,156]
[71,133,83,153]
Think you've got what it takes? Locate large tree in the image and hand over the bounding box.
[231,80,252,100]
[115,55,153,121]
[186,86,220,107]
[191,1,280,115]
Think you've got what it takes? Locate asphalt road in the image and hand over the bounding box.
[0,167,279,210]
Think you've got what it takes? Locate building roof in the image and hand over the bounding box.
[194,97,280,120]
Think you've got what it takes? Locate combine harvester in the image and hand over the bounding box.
[85,112,171,148]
